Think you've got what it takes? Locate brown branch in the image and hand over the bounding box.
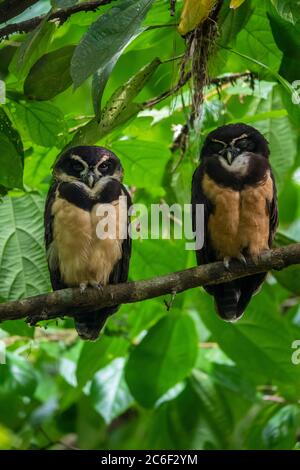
[0,0,39,23]
[0,0,115,40]
[142,71,255,110]
[0,244,299,325]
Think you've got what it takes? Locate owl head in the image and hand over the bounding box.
[200,123,270,166]
[53,146,123,188]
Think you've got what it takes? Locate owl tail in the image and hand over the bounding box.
[213,282,242,321]
[74,307,118,341]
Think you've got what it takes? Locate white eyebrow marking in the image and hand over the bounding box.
[231,133,248,145]
[71,154,88,170]
[211,139,227,147]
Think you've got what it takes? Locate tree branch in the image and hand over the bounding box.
[142,71,255,109]
[0,0,115,40]
[0,244,299,325]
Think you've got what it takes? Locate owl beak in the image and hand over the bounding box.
[226,150,233,165]
[226,147,239,165]
[87,172,95,188]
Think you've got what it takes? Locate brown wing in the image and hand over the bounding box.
[44,181,67,291]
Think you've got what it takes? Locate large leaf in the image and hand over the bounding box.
[125,313,198,408]
[0,108,23,190]
[270,0,300,24]
[24,46,75,101]
[218,0,253,47]
[0,193,51,301]
[15,101,66,147]
[12,17,55,79]
[71,58,160,145]
[178,0,216,35]
[71,0,154,88]
[111,138,168,189]
[230,0,246,8]
[76,336,129,387]
[253,87,297,189]
[234,4,282,73]
[90,358,134,424]
[196,288,300,397]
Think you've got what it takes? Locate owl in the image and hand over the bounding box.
[191,123,278,320]
[44,146,131,340]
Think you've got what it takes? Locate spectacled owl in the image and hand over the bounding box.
[191,123,278,321]
[44,146,131,340]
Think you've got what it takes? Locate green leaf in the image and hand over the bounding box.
[246,404,300,450]
[24,46,75,101]
[13,17,55,79]
[253,87,297,189]
[261,405,300,450]
[218,0,253,46]
[0,107,24,190]
[15,101,66,147]
[0,351,37,395]
[268,11,300,58]
[92,56,121,122]
[270,0,300,24]
[273,266,300,295]
[71,58,160,145]
[0,193,51,301]
[76,336,129,387]
[90,358,134,424]
[71,0,154,88]
[190,370,234,448]
[0,135,23,190]
[92,32,141,120]
[111,138,168,189]
[197,288,300,396]
[234,4,282,73]
[125,313,198,408]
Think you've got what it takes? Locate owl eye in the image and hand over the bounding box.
[72,162,84,172]
[99,161,110,171]
[210,141,225,153]
[237,138,249,149]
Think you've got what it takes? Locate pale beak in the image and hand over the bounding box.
[87,172,95,188]
[226,149,233,165]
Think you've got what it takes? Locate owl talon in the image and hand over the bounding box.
[79,283,88,294]
[90,281,104,291]
[237,253,247,266]
[223,257,231,271]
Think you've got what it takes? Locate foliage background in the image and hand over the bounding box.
[0,0,300,450]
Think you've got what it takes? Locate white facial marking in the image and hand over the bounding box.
[230,133,248,146]
[219,152,250,176]
[71,154,88,169]
[71,154,89,177]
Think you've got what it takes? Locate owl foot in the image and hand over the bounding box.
[223,257,231,271]
[237,253,247,266]
[79,282,88,294]
[223,253,247,271]
[90,281,104,292]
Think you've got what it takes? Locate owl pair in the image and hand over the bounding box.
[45,124,278,340]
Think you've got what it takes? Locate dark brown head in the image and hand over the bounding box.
[201,123,270,163]
[53,146,123,188]
[200,124,271,189]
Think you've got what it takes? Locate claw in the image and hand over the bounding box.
[79,282,88,294]
[90,281,104,291]
[237,253,247,266]
[223,256,231,271]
